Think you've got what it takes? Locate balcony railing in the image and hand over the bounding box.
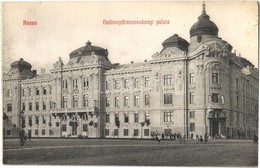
[50,107,95,113]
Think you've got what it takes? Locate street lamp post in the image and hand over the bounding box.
[19,111,24,146]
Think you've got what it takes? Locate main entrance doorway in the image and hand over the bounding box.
[208,110,227,137]
[72,122,77,136]
[212,120,219,137]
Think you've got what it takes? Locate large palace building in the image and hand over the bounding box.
[3,3,258,139]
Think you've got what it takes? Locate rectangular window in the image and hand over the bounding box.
[73,96,78,108]
[35,130,38,136]
[190,92,195,104]
[115,97,119,107]
[62,124,67,131]
[212,93,219,103]
[124,79,130,89]
[43,101,46,110]
[164,93,173,104]
[36,88,40,95]
[145,95,150,106]
[83,95,88,107]
[49,86,52,94]
[134,96,139,107]
[29,88,33,96]
[83,78,89,88]
[236,96,239,107]
[36,116,39,125]
[105,129,109,136]
[145,112,150,123]
[42,116,46,124]
[190,73,195,84]
[7,89,12,97]
[106,80,110,90]
[212,73,219,83]
[83,124,88,131]
[236,113,239,125]
[49,129,53,136]
[63,80,68,89]
[42,129,46,135]
[7,130,11,135]
[124,112,129,123]
[190,123,195,132]
[115,114,119,124]
[164,75,173,86]
[164,112,173,122]
[114,129,118,136]
[29,116,32,127]
[22,102,25,111]
[106,97,110,107]
[22,89,25,97]
[22,117,25,126]
[43,87,47,95]
[134,129,139,136]
[73,79,78,88]
[124,96,129,107]
[50,101,53,109]
[7,103,12,112]
[29,102,32,111]
[124,129,128,136]
[144,77,150,87]
[134,112,138,123]
[134,78,140,88]
[144,129,149,136]
[36,102,39,110]
[106,113,110,123]
[114,80,120,90]
[190,111,195,119]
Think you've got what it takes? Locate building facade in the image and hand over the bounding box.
[3,3,258,139]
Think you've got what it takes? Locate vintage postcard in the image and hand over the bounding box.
[2,1,258,166]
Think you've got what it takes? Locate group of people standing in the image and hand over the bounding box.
[155,132,209,144]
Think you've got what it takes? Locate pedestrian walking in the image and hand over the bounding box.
[157,134,161,144]
[253,135,258,144]
[196,135,200,144]
[204,133,208,144]
[28,131,32,142]
[190,133,193,140]
[199,135,203,143]
[179,135,183,144]
[162,133,165,139]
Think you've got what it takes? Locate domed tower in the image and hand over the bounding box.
[161,34,189,54]
[189,2,219,52]
[68,41,109,64]
[6,58,35,79]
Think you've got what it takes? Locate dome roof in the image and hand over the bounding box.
[190,2,218,38]
[69,41,108,59]
[11,58,32,69]
[162,34,189,51]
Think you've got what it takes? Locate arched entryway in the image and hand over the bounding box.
[208,110,226,137]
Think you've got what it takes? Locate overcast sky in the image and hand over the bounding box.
[2,1,258,73]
